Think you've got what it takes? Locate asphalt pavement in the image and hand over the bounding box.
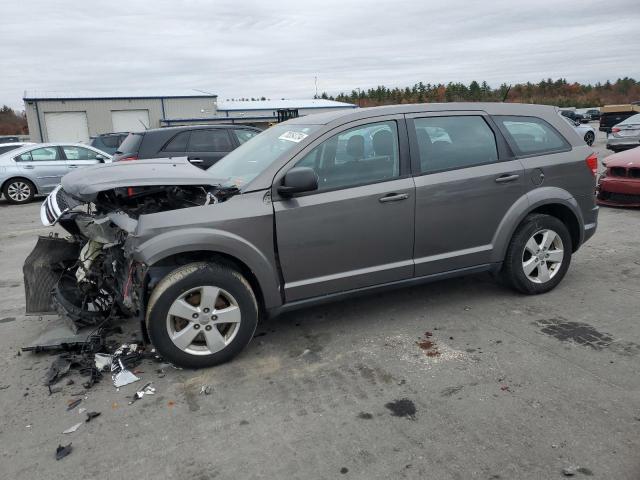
[0,127,639,479]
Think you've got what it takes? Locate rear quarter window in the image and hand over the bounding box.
[494,115,570,156]
[116,133,143,153]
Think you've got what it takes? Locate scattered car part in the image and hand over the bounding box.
[55,443,73,460]
[67,398,82,411]
[85,411,101,422]
[62,422,83,434]
[129,382,155,404]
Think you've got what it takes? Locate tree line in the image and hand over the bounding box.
[319,77,640,109]
[0,106,27,135]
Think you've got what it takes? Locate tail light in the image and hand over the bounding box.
[611,127,621,134]
[585,153,598,176]
[120,155,138,161]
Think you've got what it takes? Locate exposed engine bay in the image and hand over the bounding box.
[25,182,239,332]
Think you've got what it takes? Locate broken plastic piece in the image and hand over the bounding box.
[63,422,82,434]
[112,359,140,388]
[67,399,82,411]
[85,411,101,422]
[94,353,112,371]
[55,443,72,460]
[200,385,212,395]
[129,383,155,404]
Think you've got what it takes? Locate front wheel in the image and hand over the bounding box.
[146,262,258,368]
[502,214,572,295]
[584,131,595,146]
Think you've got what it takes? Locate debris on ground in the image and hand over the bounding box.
[416,332,440,357]
[128,382,155,404]
[44,357,74,386]
[94,353,112,371]
[66,398,82,411]
[55,443,72,460]
[111,344,143,388]
[384,398,417,420]
[85,411,101,422]
[62,422,83,434]
[200,385,212,395]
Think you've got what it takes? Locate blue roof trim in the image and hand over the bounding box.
[161,116,274,123]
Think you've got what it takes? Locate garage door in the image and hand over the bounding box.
[111,110,150,133]
[44,112,89,142]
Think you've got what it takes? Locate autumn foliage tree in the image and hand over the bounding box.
[0,106,27,135]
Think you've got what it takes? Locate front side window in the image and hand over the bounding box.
[233,129,258,144]
[188,129,233,152]
[294,121,399,192]
[62,146,99,160]
[18,147,62,162]
[495,115,569,155]
[413,116,498,174]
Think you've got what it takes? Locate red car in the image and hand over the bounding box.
[597,147,640,207]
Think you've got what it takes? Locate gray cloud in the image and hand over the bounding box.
[2,0,639,109]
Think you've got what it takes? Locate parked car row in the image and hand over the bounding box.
[25,102,599,368]
[1,125,262,204]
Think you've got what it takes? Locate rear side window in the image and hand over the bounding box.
[495,116,569,155]
[163,131,190,152]
[412,116,498,174]
[117,133,143,153]
[100,135,122,149]
[233,129,258,144]
[188,129,233,152]
[62,146,100,160]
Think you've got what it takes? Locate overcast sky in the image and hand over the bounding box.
[2,0,639,109]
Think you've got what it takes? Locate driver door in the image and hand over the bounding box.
[274,117,415,302]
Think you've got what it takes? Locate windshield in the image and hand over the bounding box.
[621,113,640,125]
[207,124,319,187]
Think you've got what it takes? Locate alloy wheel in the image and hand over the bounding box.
[585,132,595,146]
[521,229,564,284]
[166,285,241,355]
[7,181,31,202]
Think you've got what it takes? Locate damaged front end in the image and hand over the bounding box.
[24,160,232,332]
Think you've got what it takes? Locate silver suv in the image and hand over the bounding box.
[24,103,599,368]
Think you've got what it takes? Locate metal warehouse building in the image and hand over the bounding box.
[23,91,356,142]
[23,90,219,143]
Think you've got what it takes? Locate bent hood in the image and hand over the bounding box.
[604,147,640,168]
[61,157,221,201]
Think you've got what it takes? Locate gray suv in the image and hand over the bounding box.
[25,103,598,368]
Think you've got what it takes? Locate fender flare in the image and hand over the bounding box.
[490,187,584,263]
[132,228,282,309]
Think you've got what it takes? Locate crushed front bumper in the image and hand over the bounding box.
[597,177,640,207]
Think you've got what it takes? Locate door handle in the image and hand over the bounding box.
[68,165,79,169]
[495,174,520,183]
[379,193,409,203]
[188,158,203,164]
[22,165,35,169]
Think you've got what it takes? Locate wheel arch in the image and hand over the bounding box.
[133,228,282,313]
[491,188,584,263]
[2,176,38,194]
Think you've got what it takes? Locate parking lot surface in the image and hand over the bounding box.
[0,130,639,479]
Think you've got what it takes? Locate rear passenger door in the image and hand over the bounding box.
[15,146,67,193]
[407,112,526,276]
[185,129,235,169]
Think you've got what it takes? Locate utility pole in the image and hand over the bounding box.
[314,76,318,98]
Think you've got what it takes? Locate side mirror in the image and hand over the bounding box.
[96,154,106,163]
[277,167,318,197]
[574,120,581,127]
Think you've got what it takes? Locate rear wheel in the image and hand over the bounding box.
[584,131,595,146]
[146,262,258,368]
[502,214,572,295]
[3,178,35,204]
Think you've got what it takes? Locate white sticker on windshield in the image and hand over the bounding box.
[278,131,308,143]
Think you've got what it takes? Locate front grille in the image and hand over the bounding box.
[599,191,640,205]
[610,167,627,177]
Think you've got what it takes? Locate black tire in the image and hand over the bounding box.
[584,131,595,146]
[3,178,35,204]
[502,214,572,295]
[146,262,258,368]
